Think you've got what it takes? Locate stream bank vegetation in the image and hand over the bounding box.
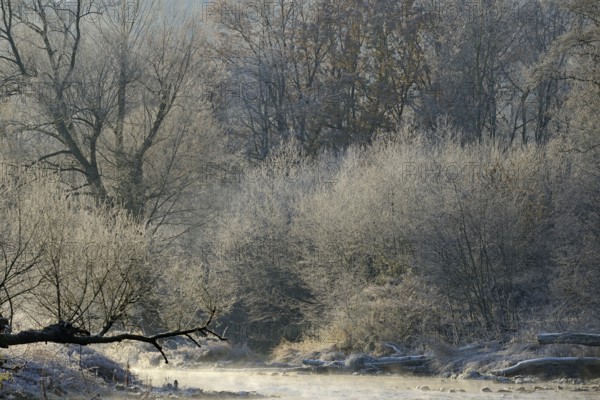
[0,0,599,397]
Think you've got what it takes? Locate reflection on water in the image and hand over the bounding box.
[114,367,600,399]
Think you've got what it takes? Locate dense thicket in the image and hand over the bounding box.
[0,0,598,353]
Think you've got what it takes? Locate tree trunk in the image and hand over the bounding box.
[0,313,224,364]
[492,357,600,377]
[538,333,600,346]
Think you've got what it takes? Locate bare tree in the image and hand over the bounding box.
[0,0,220,225]
[213,0,428,157]
[321,0,427,146]
[418,0,563,145]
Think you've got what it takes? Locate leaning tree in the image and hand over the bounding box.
[0,165,224,362]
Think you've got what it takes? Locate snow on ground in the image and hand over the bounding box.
[0,342,130,399]
[0,339,261,399]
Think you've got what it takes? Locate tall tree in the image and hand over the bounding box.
[213,0,427,157]
[322,0,426,146]
[0,0,219,224]
[418,0,559,144]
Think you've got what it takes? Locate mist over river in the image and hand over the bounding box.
[104,368,600,399]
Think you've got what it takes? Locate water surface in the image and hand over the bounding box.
[120,367,599,399]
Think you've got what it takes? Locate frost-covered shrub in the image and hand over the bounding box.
[202,129,593,350]
[0,167,155,334]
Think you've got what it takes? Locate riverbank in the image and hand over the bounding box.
[268,335,600,379]
[1,336,600,398]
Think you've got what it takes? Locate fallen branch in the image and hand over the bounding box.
[492,357,600,377]
[302,355,429,373]
[0,312,225,364]
[383,342,403,355]
[302,359,326,366]
[365,355,429,367]
[538,333,600,347]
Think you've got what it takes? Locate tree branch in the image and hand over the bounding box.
[0,312,225,364]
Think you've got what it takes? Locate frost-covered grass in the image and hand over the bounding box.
[270,339,345,365]
[0,343,132,399]
[0,338,273,399]
[0,336,268,398]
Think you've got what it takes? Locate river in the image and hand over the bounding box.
[103,367,600,399]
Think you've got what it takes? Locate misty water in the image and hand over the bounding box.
[109,367,600,399]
